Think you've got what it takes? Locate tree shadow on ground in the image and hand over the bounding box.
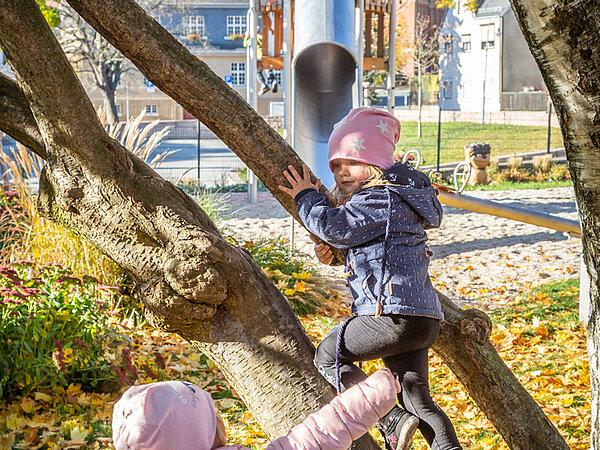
[430,230,571,260]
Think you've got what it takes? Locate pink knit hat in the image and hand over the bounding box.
[112,381,217,450]
[328,107,401,171]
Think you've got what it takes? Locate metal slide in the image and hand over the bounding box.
[293,0,357,188]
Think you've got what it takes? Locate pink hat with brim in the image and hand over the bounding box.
[328,107,401,172]
[112,381,216,450]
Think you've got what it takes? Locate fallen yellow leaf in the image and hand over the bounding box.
[20,397,39,414]
[34,392,54,403]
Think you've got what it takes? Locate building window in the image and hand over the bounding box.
[273,69,282,86]
[145,104,158,115]
[461,34,471,52]
[231,62,246,87]
[481,24,495,49]
[444,38,453,54]
[443,81,452,99]
[184,15,205,36]
[227,16,247,36]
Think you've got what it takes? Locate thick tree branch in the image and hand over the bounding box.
[0,74,46,159]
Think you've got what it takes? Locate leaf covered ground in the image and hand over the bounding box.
[0,262,589,449]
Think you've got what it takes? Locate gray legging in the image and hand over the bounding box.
[314,314,462,450]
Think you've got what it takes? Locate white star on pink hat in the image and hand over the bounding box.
[350,137,366,153]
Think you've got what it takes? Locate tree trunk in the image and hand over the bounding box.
[97,58,121,124]
[98,83,119,124]
[0,0,571,447]
[508,1,600,447]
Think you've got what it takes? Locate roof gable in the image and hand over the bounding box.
[476,0,510,17]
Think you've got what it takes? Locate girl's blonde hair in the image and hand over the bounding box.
[329,163,390,206]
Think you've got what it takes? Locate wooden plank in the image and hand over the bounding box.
[365,11,372,57]
[261,11,270,57]
[363,57,387,70]
[261,56,284,70]
[376,12,384,58]
[274,11,283,57]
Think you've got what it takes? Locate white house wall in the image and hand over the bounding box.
[440,4,502,113]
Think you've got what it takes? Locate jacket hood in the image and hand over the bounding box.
[382,162,443,229]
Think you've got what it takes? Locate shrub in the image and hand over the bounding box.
[487,157,499,175]
[0,190,30,260]
[493,166,533,183]
[532,154,553,173]
[0,261,145,398]
[506,155,523,169]
[547,162,571,181]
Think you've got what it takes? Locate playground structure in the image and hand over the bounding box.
[244,1,581,236]
[246,0,397,189]
[401,152,582,238]
[436,187,581,238]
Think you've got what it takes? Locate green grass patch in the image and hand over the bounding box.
[488,279,580,328]
[397,121,564,166]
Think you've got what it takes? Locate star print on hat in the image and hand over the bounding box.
[328,107,401,172]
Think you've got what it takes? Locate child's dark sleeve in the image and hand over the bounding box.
[294,189,387,248]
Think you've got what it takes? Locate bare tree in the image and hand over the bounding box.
[0,0,581,447]
[54,1,164,124]
[410,16,440,137]
[55,3,125,123]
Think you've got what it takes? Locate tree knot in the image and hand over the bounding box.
[163,256,228,306]
[458,309,492,345]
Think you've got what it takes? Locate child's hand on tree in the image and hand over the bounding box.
[309,235,334,265]
[279,164,321,199]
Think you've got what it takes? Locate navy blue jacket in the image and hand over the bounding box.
[295,162,444,319]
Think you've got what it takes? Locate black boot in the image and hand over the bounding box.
[376,406,419,450]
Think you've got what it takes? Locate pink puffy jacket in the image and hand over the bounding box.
[112,368,398,450]
[216,368,399,450]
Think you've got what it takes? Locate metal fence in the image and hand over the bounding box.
[0,122,248,189]
[147,121,247,187]
[394,106,561,172]
[2,107,562,188]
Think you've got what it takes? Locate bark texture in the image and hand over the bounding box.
[0,0,571,447]
[509,1,600,447]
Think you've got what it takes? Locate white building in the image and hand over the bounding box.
[439,0,546,113]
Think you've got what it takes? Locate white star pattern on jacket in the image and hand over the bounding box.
[350,137,366,153]
[376,119,389,135]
